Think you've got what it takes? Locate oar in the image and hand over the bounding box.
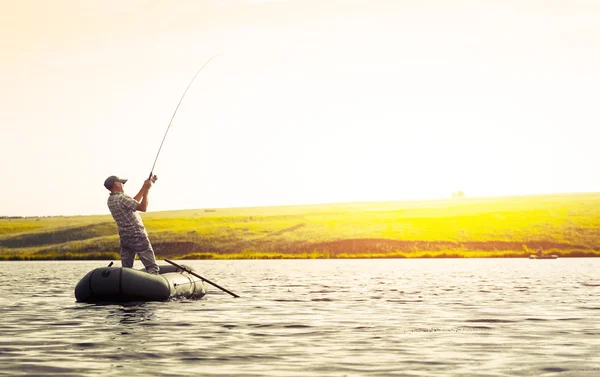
[164,258,240,298]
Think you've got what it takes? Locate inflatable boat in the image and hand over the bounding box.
[529,254,558,259]
[75,263,207,303]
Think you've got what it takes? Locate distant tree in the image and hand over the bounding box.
[452,190,465,198]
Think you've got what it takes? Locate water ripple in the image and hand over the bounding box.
[1,259,599,377]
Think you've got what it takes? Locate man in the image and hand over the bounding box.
[536,248,544,258]
[104,175,159,274]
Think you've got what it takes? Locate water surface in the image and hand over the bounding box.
[1,259,599,376]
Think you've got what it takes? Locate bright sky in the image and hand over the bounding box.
[1,0,599,217]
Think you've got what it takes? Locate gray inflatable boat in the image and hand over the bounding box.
[75,264,207,303]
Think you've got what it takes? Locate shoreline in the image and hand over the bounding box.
[3,193,600,261]
[1,250,598,261]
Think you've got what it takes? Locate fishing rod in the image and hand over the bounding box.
[148,54,220,181]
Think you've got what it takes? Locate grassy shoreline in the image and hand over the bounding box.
[1,249,599,261]
[2,193,600,260]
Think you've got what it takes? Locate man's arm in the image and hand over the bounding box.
[134,179,153,212]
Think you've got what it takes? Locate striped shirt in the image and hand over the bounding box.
[107,193,147,237]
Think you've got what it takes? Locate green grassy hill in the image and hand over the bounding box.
[1,192,600,260]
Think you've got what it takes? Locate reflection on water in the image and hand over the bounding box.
[0,259,599,376]
[105,303,157,326]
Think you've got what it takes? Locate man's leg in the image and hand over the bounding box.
[133,236,160,274]
[119,238,136,268]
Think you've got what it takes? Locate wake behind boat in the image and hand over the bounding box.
[75,263,207,303]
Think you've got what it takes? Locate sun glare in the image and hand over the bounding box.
[1,1,599,216]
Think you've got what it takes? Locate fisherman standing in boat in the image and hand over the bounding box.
[104,175,159,274]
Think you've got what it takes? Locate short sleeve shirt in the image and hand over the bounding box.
[107,193,147,237]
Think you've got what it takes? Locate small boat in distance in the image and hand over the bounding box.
[529,254,558,259]
[529,248,558,260]
[75,263,207,303]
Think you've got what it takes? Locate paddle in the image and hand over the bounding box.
[164,258,240,298]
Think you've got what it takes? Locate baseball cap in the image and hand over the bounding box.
[104,175,128,190]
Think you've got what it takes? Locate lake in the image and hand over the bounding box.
[0,259,599,376]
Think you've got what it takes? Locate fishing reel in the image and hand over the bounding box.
[151,175,158,183]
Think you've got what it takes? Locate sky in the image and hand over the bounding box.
[1,0,599,217]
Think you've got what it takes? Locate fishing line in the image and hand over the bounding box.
[148,54,220,180]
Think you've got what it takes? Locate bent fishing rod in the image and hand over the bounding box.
[148,54,220,182]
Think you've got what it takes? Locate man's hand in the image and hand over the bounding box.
[143,178,154,191]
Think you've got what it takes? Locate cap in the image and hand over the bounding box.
[104,175,128,190]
